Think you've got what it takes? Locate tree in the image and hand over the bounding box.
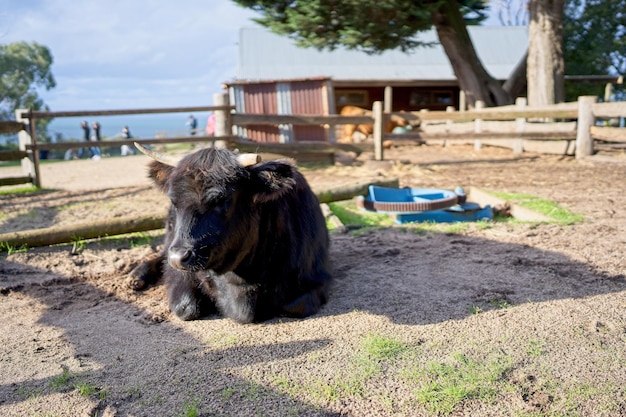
[233,0,518,108]
[0,41,56,141]
[527,0,565,106]
[563,0,626,101]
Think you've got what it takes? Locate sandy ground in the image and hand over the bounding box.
[1,144,625,416]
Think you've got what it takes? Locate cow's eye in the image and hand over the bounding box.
[211,199,230,214]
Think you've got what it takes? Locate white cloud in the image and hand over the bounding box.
[0,0,260,110]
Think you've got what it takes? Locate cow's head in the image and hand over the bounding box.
[136,143,297,273]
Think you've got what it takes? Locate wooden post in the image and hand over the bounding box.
[445,106,454,148]
[373,101,384,161]
[16,109,40,187]
[474,100,484,150]
[384,86,393,113]
[575,96,597,159]
[213,92,230,137]
[514,97,526,154]
[459,90,466,112]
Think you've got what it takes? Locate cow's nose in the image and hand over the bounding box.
[169,246,192,270]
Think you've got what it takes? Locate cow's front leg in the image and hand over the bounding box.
[129,254,166,290]
[166,271,218,321]
[281,282,331,318]
[213,273,259,323]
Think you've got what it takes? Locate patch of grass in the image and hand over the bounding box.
[178,398,200,417]
[489,298,512,309]
[406,353,513,415]
[490,191,584,224]
[48,369,73,391]
[328,200,395,227]
[469,305,482,315]
[0,185,40,196]
[527,340,548,356]
[361,333,410,362]
[74,381,98,396]
[0,241,29,254]
[98,230,160,248]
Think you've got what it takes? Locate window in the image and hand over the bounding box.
[336,90,369,107]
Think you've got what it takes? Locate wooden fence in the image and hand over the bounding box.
[1,94,625,188]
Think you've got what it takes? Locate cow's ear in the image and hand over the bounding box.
[148,160,174,193]
[248,160,297,203]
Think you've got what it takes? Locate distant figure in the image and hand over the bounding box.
[78,120,90,158]
[120,125,135,156]
[206,113,216,136]
[90,122,102,159]
[187,114,198,136]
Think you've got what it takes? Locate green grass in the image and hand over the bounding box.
[0,185,41,196]
[328,200,395,228]
[178,398,200,417]
[407,353,514,415]
[489,191,584,224]
[48,369,72,390]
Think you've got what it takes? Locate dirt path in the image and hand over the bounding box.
[1,144,625,416]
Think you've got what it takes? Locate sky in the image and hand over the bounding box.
[0,0,262,111]
[0,1,506,113]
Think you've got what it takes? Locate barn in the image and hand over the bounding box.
[225,26,528,142]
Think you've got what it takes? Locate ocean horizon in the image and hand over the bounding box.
[47,112,213,141]
[1,112,213,145]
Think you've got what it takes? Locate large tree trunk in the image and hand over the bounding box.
[431,0,513,108]
[528,0,565,106]
[503,51,528,99]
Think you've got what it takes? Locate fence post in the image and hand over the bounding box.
[459,90,466,112]
[213,92,231,138]
[384,86,393,113]
[575,96,597,159]
[373,101,384,161]
[514,97,527,154]
[474,100,484,150]
[445,106,454,147]
[15,109,40,187]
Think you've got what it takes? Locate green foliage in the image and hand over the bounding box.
[0,41,56,141]
[409,353,513,415]
[233,0,488,54]
[489,191,584,224]
[564,0,626,100]
[328,200,395,227]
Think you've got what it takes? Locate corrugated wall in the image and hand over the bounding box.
[230,78,332,143]
[290,80,328,142]
[242,83,280,143]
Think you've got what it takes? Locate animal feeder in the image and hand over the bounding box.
[356,186,493,224]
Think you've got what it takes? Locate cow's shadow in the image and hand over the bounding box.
[1,227,625,415]
[0,253,339,416]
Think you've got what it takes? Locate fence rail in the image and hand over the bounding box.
[1,95,625,188]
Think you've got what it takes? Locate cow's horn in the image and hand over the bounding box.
[236,153,261,167]
[134,142,177,166]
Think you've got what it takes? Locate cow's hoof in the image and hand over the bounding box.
[170,293,203,321]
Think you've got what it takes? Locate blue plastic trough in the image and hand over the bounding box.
[356,185,493,224]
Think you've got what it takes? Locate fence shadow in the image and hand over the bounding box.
[324,227,626,325]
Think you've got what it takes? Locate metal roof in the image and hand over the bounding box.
[235,26,528,83]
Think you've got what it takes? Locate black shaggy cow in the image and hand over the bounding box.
[130,144,332,323]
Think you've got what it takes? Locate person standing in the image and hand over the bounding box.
[78,121,90,158]
[187,114,198,135]
[90,121,102,159]
[120,125,135,156]
[206,113,216,136]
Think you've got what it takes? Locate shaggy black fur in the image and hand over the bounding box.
[130,148,332,323]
